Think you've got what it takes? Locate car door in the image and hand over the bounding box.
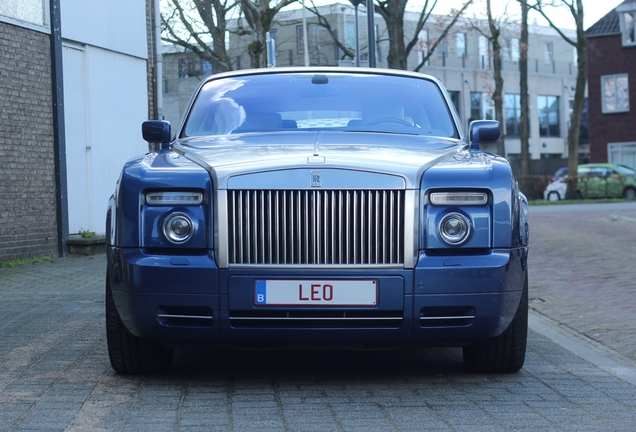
[577,167,595,198]
[605,168,625,197]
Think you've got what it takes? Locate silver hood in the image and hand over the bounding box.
[174,131,465,189]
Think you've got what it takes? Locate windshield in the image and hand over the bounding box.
[615,165,636,175]
[182,72,459,139]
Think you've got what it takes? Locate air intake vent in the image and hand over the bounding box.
[230,309,403,328]
[157,306,213,327]
[227,189,405,265]
[419,307,475,328]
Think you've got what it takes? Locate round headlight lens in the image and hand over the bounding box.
[162,213,194,244]
[438,212,471,246]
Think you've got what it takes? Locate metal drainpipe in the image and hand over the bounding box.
[154,0,163,121]
[50,0,69,257]
[366,0,376,68]
[302,0,309,66]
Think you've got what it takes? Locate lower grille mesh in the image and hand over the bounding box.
[230,310,403,328]
[227,190,405,265]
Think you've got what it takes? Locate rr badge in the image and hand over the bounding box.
[311,170,322,187]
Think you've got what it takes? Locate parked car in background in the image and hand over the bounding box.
[105,67,529,375]
[551,167,568,182]
[544,163,636,200]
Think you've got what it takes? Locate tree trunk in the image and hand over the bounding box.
[565,0,586,199]
[487,0,505,157]
[380,0,407,69]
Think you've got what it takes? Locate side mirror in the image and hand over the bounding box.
[142,120,171,149]
[469,120,500,150]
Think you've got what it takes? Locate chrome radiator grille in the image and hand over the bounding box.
[227,190,405,265]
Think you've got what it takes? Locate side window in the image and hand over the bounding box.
[504,94,523,136]
[537,95,560,137]
[601,74,630,114]
[544,42,554,64]
[622,11,636,46]
[455,33,466,58]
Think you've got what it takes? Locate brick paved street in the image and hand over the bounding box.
[528,202,636,361]
[1,202,636,431]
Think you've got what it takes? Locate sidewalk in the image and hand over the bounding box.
[528,201,636,362]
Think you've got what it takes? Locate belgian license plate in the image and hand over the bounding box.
[254,279,377,306]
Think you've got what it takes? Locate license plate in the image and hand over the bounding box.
[254,279,377,306]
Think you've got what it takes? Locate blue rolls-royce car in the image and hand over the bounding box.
[106,67,529,374]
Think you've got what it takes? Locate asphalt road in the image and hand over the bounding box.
[1,201,636,431]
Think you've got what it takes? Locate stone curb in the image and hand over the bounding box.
[530,310,636,386]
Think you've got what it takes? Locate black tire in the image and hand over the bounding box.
[106,275,173,374]
[547,191,560,201]
[624,187,636,200]
[463,274,528,373]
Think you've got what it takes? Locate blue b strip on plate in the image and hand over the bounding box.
[255,280,266,304]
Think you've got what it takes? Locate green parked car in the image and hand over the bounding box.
[544,163,636,200]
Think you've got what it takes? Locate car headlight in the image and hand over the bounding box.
[146,191,203,205]
[430,191,488,206]
[162,213,194,244]
[438,212,471,246]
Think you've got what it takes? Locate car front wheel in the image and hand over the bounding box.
[624,187,636,200]
[547,191,560,201]
[106,275,173,374]
[463,273,528,373]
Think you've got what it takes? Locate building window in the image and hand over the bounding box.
[311,26,332,65]
[505,38,519,62]
[178,57,209,78]
[544,42,554,64]
[456,33,466,58]
[448,91,461,117]
[602,74,630,113]
[504,94,523,136]
[202,61,212,76]
[470,92,494,123]
[0,0,46,27]
[478,36,489,69]
[537,95,560,137]
[296,25,305,54]
[416,30,429,65]
[439,36,448,58]
[622,11,636,46]
[346,21,356,51]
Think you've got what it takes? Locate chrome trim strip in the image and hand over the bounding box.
[216,190,229,268]
[229,263,404,270]
[230,316,403,321]
[403,190,417,269]
[157,314,213,320]
[420,316,475,320]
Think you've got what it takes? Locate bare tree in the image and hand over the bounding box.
[470,0,511,156]
[519,0,530,177]
[162,0,237,74]
[304,1,355,61]
[239,0,298,68]
[530,0,586,199]
[372,0,473,71]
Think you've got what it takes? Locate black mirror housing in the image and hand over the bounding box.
[142,120,171,149]
[469,120,500,150]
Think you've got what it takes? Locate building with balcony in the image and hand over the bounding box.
[162,4,583,163]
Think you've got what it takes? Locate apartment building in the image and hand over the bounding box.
[162,4,583,161]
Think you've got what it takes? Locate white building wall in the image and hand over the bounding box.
[60,0,149,235]
[60,0,147,58]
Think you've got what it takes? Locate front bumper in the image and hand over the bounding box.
[107,246,527,348]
